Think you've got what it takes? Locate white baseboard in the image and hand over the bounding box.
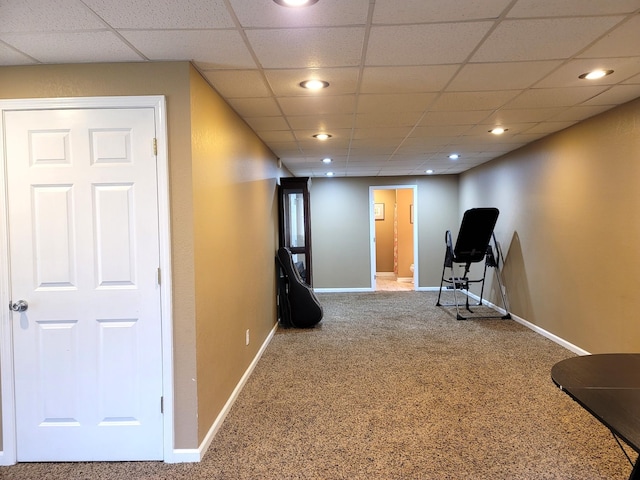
[166,322,278,463]
[463,292,590,356]
[510,313,590,356]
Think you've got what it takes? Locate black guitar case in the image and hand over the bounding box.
[276,247,323,328]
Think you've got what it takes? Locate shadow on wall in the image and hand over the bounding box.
[501,231,533,322]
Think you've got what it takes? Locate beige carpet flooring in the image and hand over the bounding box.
[1,291,635,479]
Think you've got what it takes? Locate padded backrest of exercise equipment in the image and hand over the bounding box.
[453,208,499,264]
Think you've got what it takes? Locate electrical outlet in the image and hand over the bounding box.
[245,329,250,346]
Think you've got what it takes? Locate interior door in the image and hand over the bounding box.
[5,107,164,461]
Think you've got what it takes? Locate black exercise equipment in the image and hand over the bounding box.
[436,208,511,320]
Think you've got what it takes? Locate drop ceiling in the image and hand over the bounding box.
[2,0,640,177]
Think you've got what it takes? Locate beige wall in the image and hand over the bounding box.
[189,68,279,443]
[312,176,458,288]
[460,97,640,353]
[0,62,280,451]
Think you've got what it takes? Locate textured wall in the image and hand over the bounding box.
[311,176,458,289]
[189,67,280,444]
[460,97,640,353]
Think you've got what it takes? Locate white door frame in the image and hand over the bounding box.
[369,185,419,290]
[0,96,174,465]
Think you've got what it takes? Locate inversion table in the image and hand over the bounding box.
[436,207,511,320]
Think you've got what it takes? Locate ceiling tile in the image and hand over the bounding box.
[122,30,256,68]
[255,130,296,143]
[346,155,391,163]
[264,67,360,96]
[298,147,350,159]
[398,136,457,149]
[579,15,640,58]
[486,107,566,124]
[523,122,577,134]
[536,57,640,88]
[472,17,625,62]
[245,116,290,132]
[279,95,357,116]
[448,61,562,91]
[623,72,640,84]
[1,0,639,178]
[287,113,354,130]
[504,86,609,108]
[357,93,437,113]
[356,111,423,128]
[0,31,142,63]
[360,65,459,94]
[456,135,524,149]
[352,127,412,139]
[373,0,513,23]
[0,0,106,32]
[0,42,37,64]
[507,0,640,17]
[431,90,520,111]
[203,70,271,98]
[547,105,613,122]
[268,143,303,156]
[83,0,234,29]
[246,27,365,69]
[348,138,401,153]
[410,125,471,137]
[229,0,370,28]
[226,97,282,117]
[366,23,494,66]
[582,85,640,106]
[298,146,351,158]
[419,110,493,126]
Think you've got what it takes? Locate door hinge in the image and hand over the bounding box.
[153,138,157,156]
[157,267,161,285]
[160,396,164,414]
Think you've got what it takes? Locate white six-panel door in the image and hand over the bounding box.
[5,107,164,461]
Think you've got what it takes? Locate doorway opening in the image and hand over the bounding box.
[370,186,418,291]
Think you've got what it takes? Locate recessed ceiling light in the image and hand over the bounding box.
[489,127,507,135]
[321,158,332,163]
[579,69,614,80]
[426,169,434,175]
[273,0,319,7]
[448,153,460,160]
[313,133,331,140]
[326,171,334,177]
[300,80,329,90]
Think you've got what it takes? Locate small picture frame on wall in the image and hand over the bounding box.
[374,203,385,221]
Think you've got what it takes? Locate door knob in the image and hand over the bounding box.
[9,300,28,312]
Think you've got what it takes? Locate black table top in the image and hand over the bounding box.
[551,353,640,454]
